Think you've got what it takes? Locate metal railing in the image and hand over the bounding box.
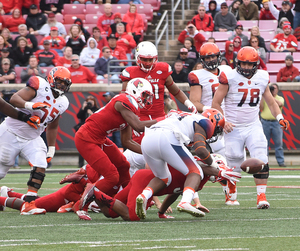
[155,10,169,51]
[171,0,190,40]
[107,59,136,85]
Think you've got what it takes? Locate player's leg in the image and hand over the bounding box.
[123,149,145,177]
[245,122,270,209]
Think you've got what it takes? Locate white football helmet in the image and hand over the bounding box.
[135,41,158,72]
[126,78,154,109]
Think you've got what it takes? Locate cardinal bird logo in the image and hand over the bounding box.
[133,79,143,88]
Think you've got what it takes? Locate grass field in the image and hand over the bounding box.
[1,166,300,251]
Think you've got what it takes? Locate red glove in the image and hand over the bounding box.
[279,119,290,130]
[26,115,41,129]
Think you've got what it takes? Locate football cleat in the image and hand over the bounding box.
[257,193,270,209]
[136,194,147,219]
[176,202,205,217]
[158,212,175,219]
[79,183,95,210]
[59,168,86,184]
[0,186,12,211]
[20,201,46,215]
[76,210,92,221]
[88,201,101,213]
[57,201,74,213]
[225,200,240,206]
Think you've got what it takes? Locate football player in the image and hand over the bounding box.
[75,78,162,211]
[120,41,197,178]
[188,43,239,206]
[212,47,290,209]
[0,66,72,215]
[77,154,241,221]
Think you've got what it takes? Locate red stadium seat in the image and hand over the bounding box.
[258,20,278,31]
[216,42,225,52]
[55,14,64,23]
[87,67,96,75]
[14,67,25,84]
[85,14,99,24]
[292,52,300,62]
[35,35,44,44]
[266,63,285,74]
[242,31,251,39]
[83,24,97,34]
[269,52,291,63]
[269,74,277,83]
[260,31,275,42]
[238,20,258,31]
[212,31,233,42]
[142,0,161,11]
[64,24,73,33]
[62,4,86,15]
[200,31,212,40]
[85,4,103,14]
[136,4,153,22]
[63,14,86,24]
[1,15,11,22]
[112,5,128,15]
[41,67,53,76]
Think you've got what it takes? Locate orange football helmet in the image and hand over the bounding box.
[202,108,225,137]
[199,42,221,70]
[235,46,259,78]
[48,66,72,95]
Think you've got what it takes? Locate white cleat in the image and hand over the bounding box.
[225,200,240,206]
[177,202,205,217]
[0,186,12,211]
[136,194,147,219]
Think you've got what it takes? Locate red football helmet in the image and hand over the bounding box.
[135,41,158,72]
[199,42,221,70]
[48,66,72,95]
[236,46,259,78]
[202,108,225,137]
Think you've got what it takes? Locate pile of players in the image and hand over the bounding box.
[0,41,290,221]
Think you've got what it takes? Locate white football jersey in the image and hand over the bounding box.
[5,76,69,140]
[188,65,232,107]
[219,69,269,126]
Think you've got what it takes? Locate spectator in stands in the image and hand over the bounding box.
[214,2,237,31]
[0,58,15,83]
[207,37,215,43]
[268,0,294,28]
[56,46,73,68]
[178,23,206,52]
[0,48,15,70]
[122,4,144,45]
[74,18,91,42]
[229,0,241,20]
[0,35,9,53]
[270,22,298,52]
[20,55,46,83]
[26,4,47,34]
[0,3,5,32]
[79,38,100,67]
[171,60,188,83]
[220,57,230,65]
[191,4,214,32]
[202,0,224,12]
[6,8,26,34]
[72,0,94,3]
[13,24,38,52]
[19,0,40,15]
[39,0,64,14]
[259,0,276,20]
[221,40,237,68]
[106,34,127,67]
[1,0,18,14]
[178,37,199,64]
[1,28,13,47]
[116,23,136,66]
[108,13,127,37]
[39,26,66,56]
[239,0,259,20]
[97,3,115,35]
[34,12,67,37]
[176,48,195,73]
[232,36,242,52]
[228,22,249,47]
[68,54,97,84]
[193,62,203,70]
[292,0,300,30]
[11,37,33,66]
[276,17,291,35]
[206,0,218,19]
[35,40,59,67]
[118,0,144,4]
[260,84,286,167]
[66,24,86,56]
[0,2,4,15]
[277,55,299,82]
[92,27,109,51]
[250,26,267,52]
[95,46,120,83]
[249,35,266,62]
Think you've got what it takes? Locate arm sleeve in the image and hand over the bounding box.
[178,30,187,44]
[268,1,279,20]
[277,69,283,82]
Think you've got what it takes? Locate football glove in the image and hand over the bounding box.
[25,102,51,110]
[26,115,41,129]
[46,146,55,163]
[279,119,290,131]
[184,99,197,114]
[216,167,241,185]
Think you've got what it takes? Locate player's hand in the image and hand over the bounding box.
[188,104,197,114]
[25,102,51,110]
[279,119,290,130]
[224,121,235,133]
[26,115,41,129]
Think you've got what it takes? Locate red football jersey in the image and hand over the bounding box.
[271,33,298,50]
[76,93,140,144]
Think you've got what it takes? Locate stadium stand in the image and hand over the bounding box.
[85,14,99,24]
[62,4,86,15]
[201,31,212,40]
[85,4,103,14]
[293,52,300,62]
[258,20,278,32]
[260,31,275,42]
[63,14,86,24]
[142,0,161,12]
[238,20,258,31]
[212,31,233,42]
[269,52,292,63]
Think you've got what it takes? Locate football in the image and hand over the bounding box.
[240,158,265,174]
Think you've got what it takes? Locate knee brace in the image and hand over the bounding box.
[253,163,269,179]
[27,166,45,189]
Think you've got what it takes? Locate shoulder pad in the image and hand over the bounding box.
[26,76,40,90]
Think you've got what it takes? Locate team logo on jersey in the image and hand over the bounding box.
[133,79,143,88]
[248,80,251,85]
[146,75,151,78]
[209,79,214,83]
[238,82,244,86]
[156,70,162,74]
[45,87,49,92]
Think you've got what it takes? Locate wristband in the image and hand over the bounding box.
[24,102,34,110]
[276,114,284,122]
[203,105,211,112]
[184,99,193,108]
[17,111,30,122]
[47,146,55,158]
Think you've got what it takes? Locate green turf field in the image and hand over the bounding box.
[1,167,300,251]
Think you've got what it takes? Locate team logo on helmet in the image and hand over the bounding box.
[133,79,144,88]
